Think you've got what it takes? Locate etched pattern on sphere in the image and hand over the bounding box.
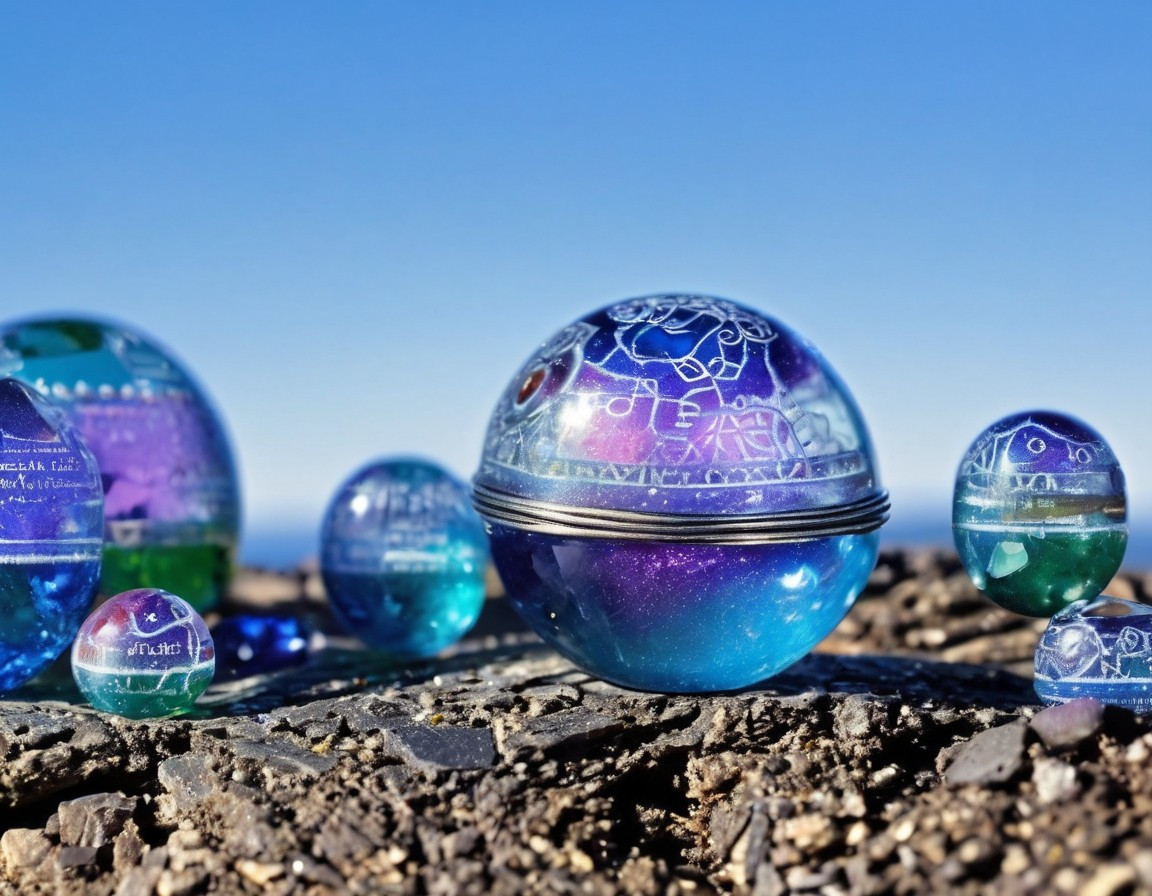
[480,294,878,516]
[321,459,488,657]
[953,411,1127,617]
[0,378,104,692]
[1035,597,1152,711]
[71,588,215,718]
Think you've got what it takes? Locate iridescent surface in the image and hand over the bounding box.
[0,318,240,611]
[211,614,311,681]
[72,588,215,718]
[1035,596,1152,711]
[476,295,879,516]
[0,378,104,693]
[490,525,879,692]
[475,293,885,692]
[321,459,488,657]
[953,411,1127,617]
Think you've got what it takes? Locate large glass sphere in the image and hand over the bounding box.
[474,294,887,692]
[0,378,104,692]
[953,410,1127,617]
[321,458,489,658]
[0,318,240,611]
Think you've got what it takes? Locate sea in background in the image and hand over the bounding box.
[240,509,1152,574]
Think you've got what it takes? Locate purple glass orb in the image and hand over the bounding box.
[72,588,215,718]
[0,378,104,692]
[0,318,241,611]
[953,411,1127,617]
[321,458,488,658]
[474,294,887,692]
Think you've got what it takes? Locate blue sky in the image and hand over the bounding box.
[2,2,1150,560]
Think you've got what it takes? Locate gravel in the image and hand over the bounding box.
[1,548,1151,895]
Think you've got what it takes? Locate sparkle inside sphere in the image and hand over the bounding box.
[320,458,489,658]
[72,588,215,718]
[0,317,241,611]
[473,294,887,693]
[0,378,104,693]
[952,411,1127,617]
[1034,596,1152,711]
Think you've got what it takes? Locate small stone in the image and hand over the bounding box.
[945,720,1028,785]
[57,845,99,868]
[113,821,148,871]
[58,792,137,848]
[1125,736,1151,763]
[1029,698,1105,749]
[1081,863,1137,896]
[567,849,594,873]
[785,864,835,890]
[0,828,52,871]
[156,868,209,896]
[782,814,835,851]
[891,817,916,843]
[1001,845,1030,875]
[236,859,286,885]
[115,867,164,896]
[1032,757,1079,805]
[158,755,216,807]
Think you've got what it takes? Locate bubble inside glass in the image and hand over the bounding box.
[953,411,1127,617]
[0,378,104,692]
[321,458,489,658]
[72,588,215,718]
[0,318,241,611]
[474,294,887,692]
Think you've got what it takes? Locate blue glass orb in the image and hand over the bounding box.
[0,378,104,693]
[1035,596,1152,711]
[211,615,312,681]
[474,294,886,693]
[0,317,241,611]
[320,458,489,658]
[72,588,215,718]
[953,411,1127,617]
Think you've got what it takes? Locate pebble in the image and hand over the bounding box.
[0,829,51,871]
[1032,757,1079,805]
[1029,698,1105,750]
[236,859,285,885]
[1081,863,1137,896]
[944,720,1028,785]
[58,792,137,848]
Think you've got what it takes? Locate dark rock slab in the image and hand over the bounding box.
[381,724,496,770]
[5,549,1152,896]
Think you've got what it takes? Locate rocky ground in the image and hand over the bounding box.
[4,548,1152,895]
